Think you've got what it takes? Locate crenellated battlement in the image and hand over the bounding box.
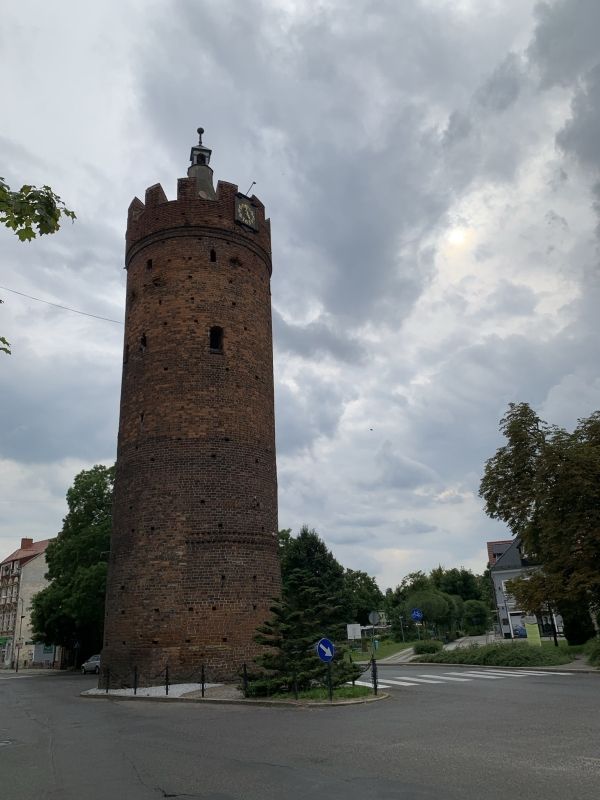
[125,178,271,265]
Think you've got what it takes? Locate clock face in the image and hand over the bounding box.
[236,200,257,229]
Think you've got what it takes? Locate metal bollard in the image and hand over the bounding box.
[165,664,169,696]
[242,662,248,697]
[133,665,138,696]
[201,664,205,698]
[105,668,110,694]
[371,657,378,696]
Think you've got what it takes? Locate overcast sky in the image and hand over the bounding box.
[1,0,599,590]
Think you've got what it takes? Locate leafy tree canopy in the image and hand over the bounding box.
[430,566,480,601]
[31,465,114,660]
[343,568,384,625]
[480,402,600,628]
[0,177,75,242]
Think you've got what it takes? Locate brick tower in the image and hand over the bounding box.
[103,129,281,684]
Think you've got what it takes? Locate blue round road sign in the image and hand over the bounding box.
[411,608,424,621]
[316,637,336,662]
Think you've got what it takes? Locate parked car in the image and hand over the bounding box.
[512,626,527,638]
[81,654,101,674]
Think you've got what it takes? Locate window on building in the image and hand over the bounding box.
[209,326,223,352]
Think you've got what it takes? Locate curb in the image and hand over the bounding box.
[80,691,389,708]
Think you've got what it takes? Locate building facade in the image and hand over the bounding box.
[488,538,562,639]
[0,538,55,669]
[102,129,281,684]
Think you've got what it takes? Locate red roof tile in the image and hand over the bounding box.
[1,538,53,566]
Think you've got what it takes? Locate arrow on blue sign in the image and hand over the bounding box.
[316,637,336,662]
[411,608,424,621]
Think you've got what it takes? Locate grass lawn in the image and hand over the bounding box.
[352,640,417,662]
[274,685,372,701]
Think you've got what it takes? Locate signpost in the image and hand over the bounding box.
[316,637,335,701]
[411,608,423,621]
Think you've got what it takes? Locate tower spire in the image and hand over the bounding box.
[188,126,216,199]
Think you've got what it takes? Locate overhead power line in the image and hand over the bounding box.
[0,285,124,324]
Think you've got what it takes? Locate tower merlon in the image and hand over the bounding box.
[145,183,168,206]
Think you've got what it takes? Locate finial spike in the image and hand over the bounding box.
[197,127,204,145]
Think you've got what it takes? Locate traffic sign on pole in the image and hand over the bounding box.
[316,637,336,662]
[411,608,424,622]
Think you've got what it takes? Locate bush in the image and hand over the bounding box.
[413,640,443,655]
[584,637,600,667]
[415,642,572,667]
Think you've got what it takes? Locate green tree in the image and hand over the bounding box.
[462,599,490,635]
[31,464,114,662]
[403,590,449,634]
[343,569,384,625]
[1,177,75,355]
[480,402,600,643]
[430,566,481,601]
[252,526,359,694]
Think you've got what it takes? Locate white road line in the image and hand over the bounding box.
[353,680,388,689]
[423,674,472,682]
[448,671,504,680]
[471,670,548,677]
[382,678,424,686]
[391,676,446,684]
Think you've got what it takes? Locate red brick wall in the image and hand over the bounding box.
[103,177,281,684]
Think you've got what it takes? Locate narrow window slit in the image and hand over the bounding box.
[209,326,223,351]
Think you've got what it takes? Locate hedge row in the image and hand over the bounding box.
[414,643,571,667]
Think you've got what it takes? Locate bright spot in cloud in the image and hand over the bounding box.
[447,227,469,246]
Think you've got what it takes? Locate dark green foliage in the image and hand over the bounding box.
[480,403,600,619]
[385,566,493,642]
[31,465,114,659]
[584,637,600,667]
[252,527,361,695]
[343,569,384,625]
[413,640,443,654]
[417,643,571,667]
[462,599,491,635]
[559,599,596,646]
[430,566,480,601]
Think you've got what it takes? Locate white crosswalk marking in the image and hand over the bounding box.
[353,669,575,693]
[446,671,504,679]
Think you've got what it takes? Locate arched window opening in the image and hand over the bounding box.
[209,326,223,352]
[210,249,217,262]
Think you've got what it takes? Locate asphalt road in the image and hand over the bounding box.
[1,665,599,800]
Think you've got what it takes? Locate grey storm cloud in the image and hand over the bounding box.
[273,309,365,364]
[557,64,600,171]
[3,0,600,586]
[528,0,600,88]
